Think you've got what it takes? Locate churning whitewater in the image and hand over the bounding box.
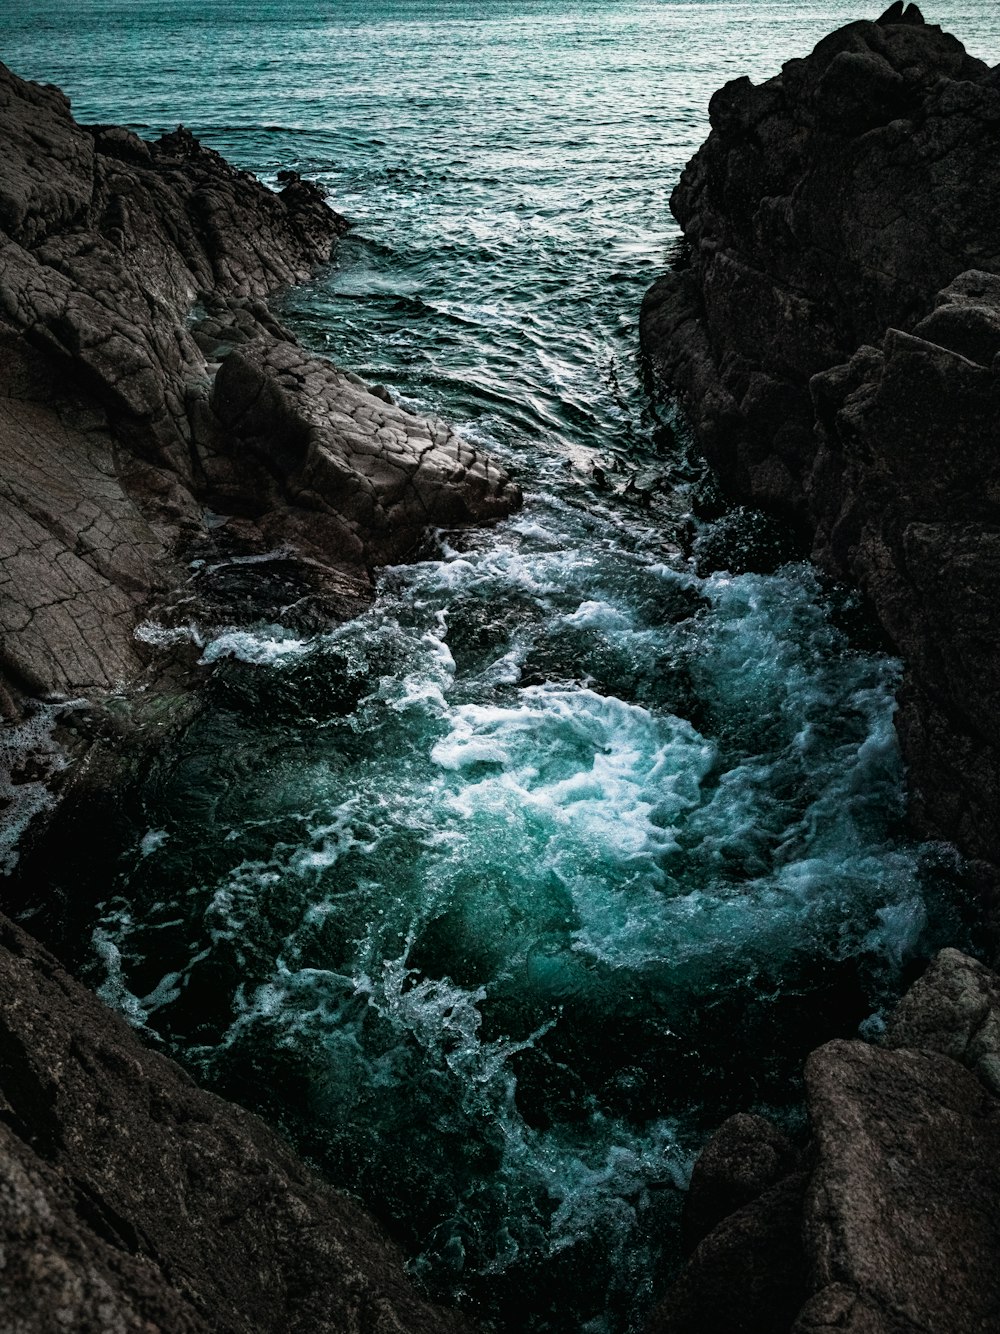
[1,1,990,1330]
[85,486,952,1332]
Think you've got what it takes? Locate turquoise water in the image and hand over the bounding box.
[3,3,996,1330]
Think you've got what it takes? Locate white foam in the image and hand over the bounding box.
[134,620,204,650]
[0,705,72,874]
[93,923,149,1031]
[199,627,310,665]
[139,828,170,857]
[562,599,632,632]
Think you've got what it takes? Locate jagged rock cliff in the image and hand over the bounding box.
[0,62,518,705]
[640,5,1000,889]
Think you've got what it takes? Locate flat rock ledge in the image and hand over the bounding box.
[650,947,1000,1334]
[640,6,1000,888]
[0,60,519,705]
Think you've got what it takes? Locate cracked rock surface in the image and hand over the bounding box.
[0,60,518,702]
[640,7,1000,886]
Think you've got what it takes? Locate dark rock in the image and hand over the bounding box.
[886,946,1000,1093]
[641,14,1000,884]
[0,911,475,1334]
[0,59,518,703]
[801,1038,1000,1334]
[681,1112,798,1252]
[209,333,516,567]
[657,950,1000,1334]
[647,1172,809,1334]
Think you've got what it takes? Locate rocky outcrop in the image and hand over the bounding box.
[649,948,1000,1334]
[640,7,1000,884]
[0,61,518,703]
[0,910,474,1334]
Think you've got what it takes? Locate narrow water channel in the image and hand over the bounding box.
[2,1,992,1329]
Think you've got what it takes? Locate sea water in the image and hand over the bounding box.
[2,3,997,1330]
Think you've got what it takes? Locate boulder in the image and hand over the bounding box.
[648,1173,809,1334]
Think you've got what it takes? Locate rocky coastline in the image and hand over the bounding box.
[5,9,1000,1330]
[0,61,518,711]
[641,2,1000,901]
[0,60,517,1332]
[642,7,1000,1330]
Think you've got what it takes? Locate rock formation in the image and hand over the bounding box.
[640,5,1000,888]
[649,948,1000,1334]
[0,61,518,704]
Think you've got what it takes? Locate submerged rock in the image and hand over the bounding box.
[0,60,518,704]
[640,7,1000,884]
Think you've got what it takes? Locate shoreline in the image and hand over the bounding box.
[4,7,1000,1328]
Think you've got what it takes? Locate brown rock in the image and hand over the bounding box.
[887,947,1000,1094]
[802,1039,1000,1334]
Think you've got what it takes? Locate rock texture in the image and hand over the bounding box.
[640,6,1000,884]
[0,61,518,703]
[649,948,1000,1334]
[0,910,474,1334]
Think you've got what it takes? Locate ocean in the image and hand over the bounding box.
[2,2,997,1329]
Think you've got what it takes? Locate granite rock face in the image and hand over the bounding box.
[0,911,474,1334]
[649,948,1000,1334]
[640,7,1000,880]
[0,61,518,702]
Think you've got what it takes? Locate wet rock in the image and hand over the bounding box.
[0,59,518,704]
[0,911,475,1334]
[0,56,513,1334]
[640,12,1000,884]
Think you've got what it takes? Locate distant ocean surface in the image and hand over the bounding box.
[3,4,999,1332]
